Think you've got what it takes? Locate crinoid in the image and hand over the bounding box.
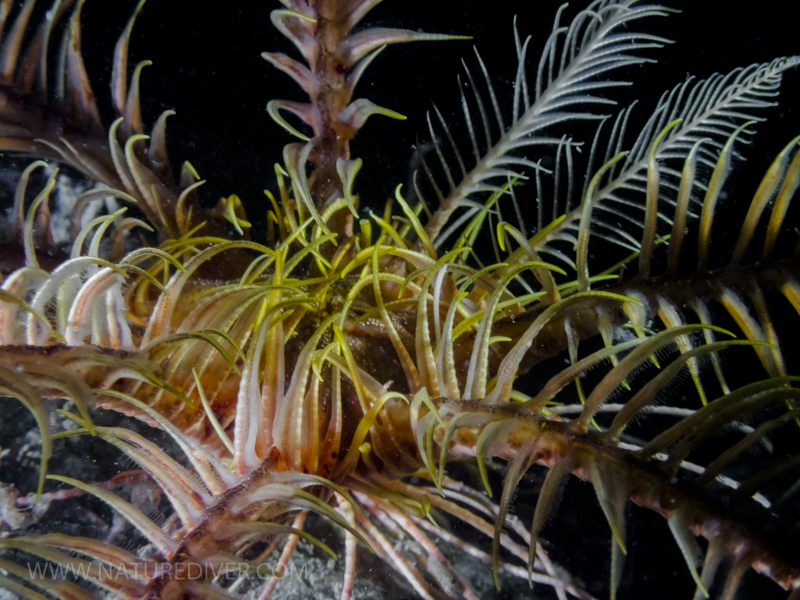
[0,0,798,599]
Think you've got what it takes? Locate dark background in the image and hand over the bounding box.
[68,0,800,226]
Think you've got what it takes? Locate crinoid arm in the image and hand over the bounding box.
[0,0,238,246]
[0,1,798,600]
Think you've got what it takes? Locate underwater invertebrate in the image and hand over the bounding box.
[0,0,798,599]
